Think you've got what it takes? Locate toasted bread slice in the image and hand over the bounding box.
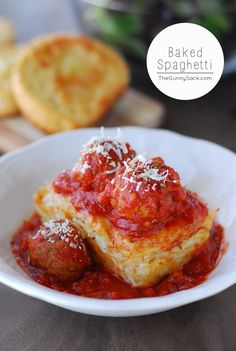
[12,35,129,133]
[34,184,214,288]
[0,46,22,117]
[0,17,15,47]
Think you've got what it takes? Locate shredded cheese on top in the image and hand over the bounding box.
[37,220,80,249]
[120,154,172,192]
[79,161,91,174]
[80,128,129,174]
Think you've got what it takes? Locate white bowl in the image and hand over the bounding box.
[0,127,236,317]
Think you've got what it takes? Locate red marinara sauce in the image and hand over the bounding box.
[52,163,208,240]
[11,213,225,300]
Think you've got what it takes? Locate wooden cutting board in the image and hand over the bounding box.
[0,88,165,153]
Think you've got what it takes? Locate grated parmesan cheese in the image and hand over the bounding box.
[42,219,73,236]
[37,220,80,250]
[80,128,129,173]
[120,154,171,192]
[69,242,78,249]
[79,161,91,174]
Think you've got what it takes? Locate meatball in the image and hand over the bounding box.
[72,135,136,191]
[28,219,91,281]
[110,155,187,231]
[53,169,79,196]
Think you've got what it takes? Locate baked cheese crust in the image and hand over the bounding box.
[35,184,214,287]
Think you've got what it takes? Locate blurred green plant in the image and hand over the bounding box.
[85,0,236,59]
[171,0,233,37]
[93,7,147,58]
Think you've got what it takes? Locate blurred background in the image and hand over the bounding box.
[0,0,236,151]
